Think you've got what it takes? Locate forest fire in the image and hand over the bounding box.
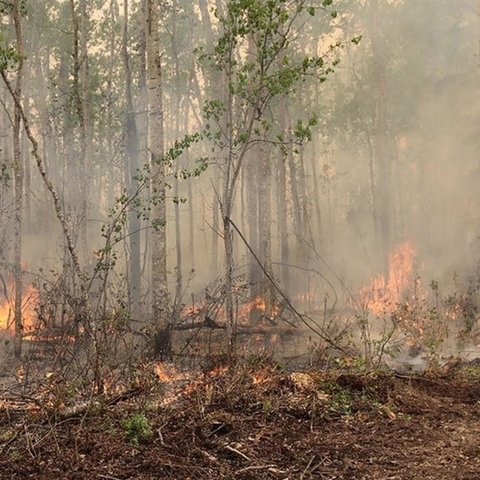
[293,290,317,304]
[0,284,39,334]
[238,296,280,323]
[361,242,416,315]
[154,362,190,383]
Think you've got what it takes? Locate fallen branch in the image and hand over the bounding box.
[225,444,251,461]
[236,464,280,474]
[42,387,144,422]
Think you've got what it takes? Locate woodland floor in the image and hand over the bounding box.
[1,361,480,480]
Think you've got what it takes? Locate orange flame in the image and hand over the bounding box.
[154,362,189,383]
[238,296,279,323]
[293,290,317,303]
[182,304,203,317]
[361,242,416,315]
[0,283,39,333]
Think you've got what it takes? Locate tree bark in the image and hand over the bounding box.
[258,146,273,318]
[278,98,290,293]
[171,0,183,312]
[246,149,260,319]
[146,0,170,357]
[79,0,90,260]
[121,0,142,316]
[12,0,24,358]
[69,0,88,259]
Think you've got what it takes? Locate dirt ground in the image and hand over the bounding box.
[1,363,480,480]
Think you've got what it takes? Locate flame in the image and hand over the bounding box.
[293,290,317,304]
[251,368,271,385]
[182,304,203,317]
[207,365,229,377]
[238,296,279,323]
[0,283,39,333]
[154,362,189,383]
[361,242,416,315]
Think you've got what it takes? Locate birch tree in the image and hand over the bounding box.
[146,0,170,356]
[121,0,142,315]
[203,0,338,351]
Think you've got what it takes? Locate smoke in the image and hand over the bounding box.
[1,0,480,362]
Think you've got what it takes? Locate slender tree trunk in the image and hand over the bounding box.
[146,0,170,357]
[122,0,142,316]
[285,101,304,285]
[222,81,236,353]
[139,0,149,286]
[12,0,24,358]
[69,0,88,259]
[258,147,273,317]
[222,202,235,352]
[212,180,220,275]
[171,0,183,310]
[23,71,30,230]
[246,149,260,320]
[222,107,257,352]
[278,97,290,293]
[79,0,90,259]
[184,74,195,271]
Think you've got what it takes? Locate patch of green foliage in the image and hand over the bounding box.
[326,386,355,415]
[122,412,153,445]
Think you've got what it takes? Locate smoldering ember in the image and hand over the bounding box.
[0,1,479,479]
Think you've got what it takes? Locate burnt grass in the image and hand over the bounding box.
[1,363,480,480]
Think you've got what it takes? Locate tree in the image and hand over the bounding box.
[11,0,24,357]
[121,0,142,315]
[146,0,170,357]
[202,0,338,351]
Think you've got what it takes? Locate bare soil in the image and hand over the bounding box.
[1,364,480,479]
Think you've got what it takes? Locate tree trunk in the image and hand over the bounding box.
[12,0,24,358]
[171,0,183,312]
[23,71,30,231]
[285,100,304,288]
[79,0,90,260]
[146,0,170,357]
[69,0,88,259]
[121,0,142,316]
[278,98,290,293]
[246,149,260,320]
[258,146,273,318]
[222,87,236,353]
[222,207,235,353]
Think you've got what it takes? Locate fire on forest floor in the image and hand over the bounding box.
[1,360,480,479]
[0,283,39,333]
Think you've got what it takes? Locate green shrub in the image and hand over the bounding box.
[123,412,152,445]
